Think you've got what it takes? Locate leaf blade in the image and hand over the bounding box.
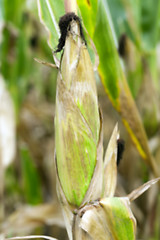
[103,124,119,198]
[37,0,64,51]
[127,177,160,202]
[77,0,160,178]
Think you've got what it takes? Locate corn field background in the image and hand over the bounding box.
[0,0,160,239]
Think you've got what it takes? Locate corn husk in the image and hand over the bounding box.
[55,19,102,208]
[54,14,160,240]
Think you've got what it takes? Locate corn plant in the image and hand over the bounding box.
[1,0,160,239]
[37,1,160,239]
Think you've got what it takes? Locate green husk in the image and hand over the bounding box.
[55,19,100,207]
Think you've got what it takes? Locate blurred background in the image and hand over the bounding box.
[0,0,160,239]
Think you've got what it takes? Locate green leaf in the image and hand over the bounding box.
[140,0,160,50]
[77,0,160,178]
[1,0,37,112]
[78,0,120,107]
[37,0,65,51]
[21,148,42,205]
[107,0,141,48]
[118,35,143,98]
[77,0,98,38]
[93,0,120,106]
[2,0,25,25]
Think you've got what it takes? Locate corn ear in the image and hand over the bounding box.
[55,19,102,208]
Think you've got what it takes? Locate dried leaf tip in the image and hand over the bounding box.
[55,12,87,53]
